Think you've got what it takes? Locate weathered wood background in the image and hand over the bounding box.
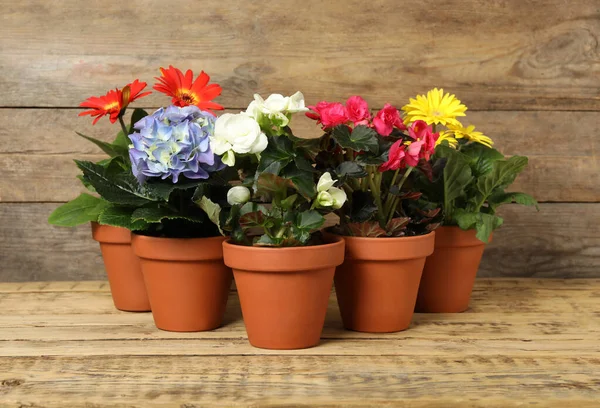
[0,0,599,281]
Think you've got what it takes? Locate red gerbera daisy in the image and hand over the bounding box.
[153,66,224,112]
[79,80,151,125]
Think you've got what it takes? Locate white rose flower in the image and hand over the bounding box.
[211,113,268,166]
[286,91,308,113]
[315,172,347,210]
[227,186,251,206]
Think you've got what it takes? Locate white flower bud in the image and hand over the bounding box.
[227,186,251,206]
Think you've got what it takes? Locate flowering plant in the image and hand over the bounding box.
[405,89,538,242]
[204,92,346,246]
[306,96,442,237]
[49,66,256,238]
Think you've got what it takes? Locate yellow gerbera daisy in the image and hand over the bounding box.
[435,131,459,148]
[448,123,493,147]
[402,88,467,126]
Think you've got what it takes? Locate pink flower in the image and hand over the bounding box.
[345,96,371,125]
[379,140,406,172]
[408,120,438,160]
[405,140,424,167]
[306,101,348,129]
[373,103,407,136]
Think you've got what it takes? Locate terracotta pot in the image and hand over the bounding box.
[132,235,232,332]
[91,222,150,312]
[334,232,435,333]
[223,236,345,350]
[416,226,490,313]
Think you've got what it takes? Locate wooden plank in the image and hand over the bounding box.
[1,279,599,317]
[1,203,598,281]
[1,109,599,202]
[1,1,599,110]
[0,280,598,406]
[1,356,598,407]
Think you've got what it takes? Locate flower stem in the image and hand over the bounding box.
[367,166,386,228]
[118,114,129,137]
[386,166,414,224]
[383,168,400,213]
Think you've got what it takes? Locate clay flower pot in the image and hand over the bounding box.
[222,236,345,350]
[416,226,490,313]
[91,222,150,312]
[132,235,232,332]
[334,232,435,333]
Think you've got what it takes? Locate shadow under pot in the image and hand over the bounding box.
[131,234,233,332]
[91,222,150,312]
[334,231,435,333]
[416,226,491,313]
[222,236,345,350]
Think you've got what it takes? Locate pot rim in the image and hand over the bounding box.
[222,235,345,272]
[330,230,436,261]
[91,222,131,244]
[332,230,435,243]
[434,226,491,247]
[131,234,226,261]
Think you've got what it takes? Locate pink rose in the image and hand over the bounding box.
[345,95,371,125]
[408,120,438,160]
[379,140,406,172]
[405,139,424,167]
[373,103,407,136]
[306,101,348,129]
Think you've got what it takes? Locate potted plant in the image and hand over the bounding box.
[48,80,152,312]
[306,96,441,333]
[207,92,346,349]
[405,88,538,313]
[74,66,246,332]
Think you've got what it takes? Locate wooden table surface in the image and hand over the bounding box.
[0,279,599,407]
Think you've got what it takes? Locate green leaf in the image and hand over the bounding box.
[297,210,325,230]
[77,174,97,193]
[280,194,298,210]
[453,209,503,244]
[254,234,283,247]
[97,205,147,230]
[76,132,128,158]
[239,211,266,227]
[435,145,473,222]
[75,160,163,206]
[350,191,377,223]
[131,206,205,224]
[257,135,295,174]
[196,196,223,235]
[283,169,317,199]
[347,221,387,237]
[335,161,368,178]
[48,193,108,226]
[256,173,293,196]
[473,156,529,210]
[331,125,379,154]
[488,191,539,213]
[461,144,504,177]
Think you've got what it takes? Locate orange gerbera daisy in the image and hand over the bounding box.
[79,80,151,124]
[153,66,224,112]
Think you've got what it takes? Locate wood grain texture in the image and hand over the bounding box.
[1,0,599,110]
[0,280,599,406]
[1,109,599,202]
[0,203,598,282]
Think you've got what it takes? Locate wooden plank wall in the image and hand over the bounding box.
[0,0,598,281]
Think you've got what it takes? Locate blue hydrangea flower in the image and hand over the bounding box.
[128,105,223,183]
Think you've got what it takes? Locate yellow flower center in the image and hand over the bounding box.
[103,101,120,111]
[177,89,198,104]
